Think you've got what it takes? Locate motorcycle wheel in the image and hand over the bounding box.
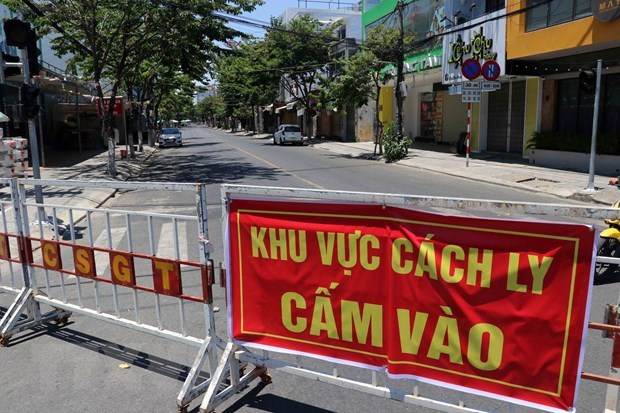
[595,238,620,282]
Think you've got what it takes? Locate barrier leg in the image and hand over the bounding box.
[199,342,267,413]
[0,287,71,346]
[177,336,219,411]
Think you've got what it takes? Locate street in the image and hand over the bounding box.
[0,125,618,413]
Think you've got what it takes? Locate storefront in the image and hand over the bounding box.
[419,91,443,141]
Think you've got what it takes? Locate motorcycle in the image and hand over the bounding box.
[595,192,620,282]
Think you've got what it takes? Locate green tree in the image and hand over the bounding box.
[329,26,399,155]
[264,15,340,138]
[158,74,195,124]
[216,40,280,133]
[196,95,225,126]
[2,0,261,175]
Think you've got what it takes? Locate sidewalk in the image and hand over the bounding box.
[21,147,157,233]
[303,137,620,206]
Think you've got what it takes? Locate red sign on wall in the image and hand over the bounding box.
[96,97,124,117]
[227,199,595,412]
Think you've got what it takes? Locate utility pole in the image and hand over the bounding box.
[586,59,603,191]
[395,0,405,139]
[6,16,46,221]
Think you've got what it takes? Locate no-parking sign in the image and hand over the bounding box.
[482,60,501,81]
[461,59,481,80]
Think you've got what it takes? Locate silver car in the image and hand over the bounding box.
[273,124,303,145]
[158,127,183,147]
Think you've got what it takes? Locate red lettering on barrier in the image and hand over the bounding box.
[73,245,96,278]
[0,234,10,260]
[42,240,62,271]
[110,251,135,287]
[152,258,182,296]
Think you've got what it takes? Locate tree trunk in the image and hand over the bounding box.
[305,108,314,141]
[374,84,383,155]
[95,82,116,177]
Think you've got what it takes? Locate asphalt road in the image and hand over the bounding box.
[0,125,617,413]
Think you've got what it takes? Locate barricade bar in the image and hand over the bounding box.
[582,372,620,387]
[25,234,212,304]
[22,201,199,221]
[222,184,620,219]
[589,322,620,334]
[33,295,207,347]
[20,178,201,192]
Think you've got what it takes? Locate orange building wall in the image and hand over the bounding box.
[507,2,620,59]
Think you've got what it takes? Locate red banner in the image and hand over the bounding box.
[227,199,595,412]
[95,97,124,117]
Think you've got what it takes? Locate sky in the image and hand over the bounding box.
[233,0,356,38]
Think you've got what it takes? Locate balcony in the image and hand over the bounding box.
[331,38,358,58]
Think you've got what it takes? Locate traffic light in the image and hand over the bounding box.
[3,19,31,48]
[26,30,41,76]
[2,53,22,78]
[21,84,40,117]
[3,19,40,77]
[579,69,596,94]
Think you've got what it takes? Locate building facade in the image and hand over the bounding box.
[273,6,362,140]
[506,0,620,164]
[362,0,619,164]
[0,6,99,166]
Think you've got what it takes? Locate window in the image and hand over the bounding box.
[526,0,592,31]
[486,0,504,13]
[337,26,346,39]
[162,128,180,134]
[602,74,620,136]
[556,74,620,138]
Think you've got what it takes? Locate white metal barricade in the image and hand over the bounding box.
[0,177,70,344]
[203,184,620,413]
[0,178,26,296]
[0,179,230,411]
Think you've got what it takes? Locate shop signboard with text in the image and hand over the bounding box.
[227,198,595,413]
[96,96,125,118]
[442,11,506,84]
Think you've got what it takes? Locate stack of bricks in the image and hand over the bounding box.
[0,138,28,178]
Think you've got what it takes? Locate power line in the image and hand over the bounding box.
[17,0,92,55]
[213,11,346,42]
[402,0,553,55]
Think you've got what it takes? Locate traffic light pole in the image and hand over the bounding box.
[586,59,602,191]
[20,44,45,217]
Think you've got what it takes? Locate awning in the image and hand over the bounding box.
[275,105,287,114]
[262,103,274,112]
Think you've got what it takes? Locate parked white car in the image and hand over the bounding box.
[273,124,303,145]
[158,127,183,147]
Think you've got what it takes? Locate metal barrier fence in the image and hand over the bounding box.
[203,184,620,413]
[0,178,228,411]
[5,180,620,412]
[0,178,27,296]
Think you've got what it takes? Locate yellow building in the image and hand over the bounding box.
[506,0,620,157]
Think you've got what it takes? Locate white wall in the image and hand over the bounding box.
[398,69,443,140]
[281,8,362,41]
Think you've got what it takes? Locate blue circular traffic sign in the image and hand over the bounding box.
[482,60,501,81]
[461,58,481,81]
